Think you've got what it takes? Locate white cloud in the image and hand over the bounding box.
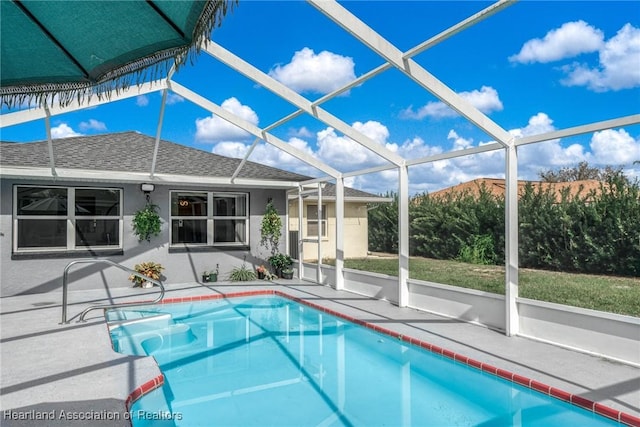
[587,128,640,165]
[195,97,258,143]
[51,123,82,139]
[561,24,640,91]
[211,141,250,158]
[288,126,313,139]
[136,95,149,107]
[78,119,106,132]
[316,121,396,170]
[269,47,356,94]
[509,20,604,64]
[400,86,503,120]
[166,92,185,105]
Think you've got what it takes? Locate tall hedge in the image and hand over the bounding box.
[368,176,640,277]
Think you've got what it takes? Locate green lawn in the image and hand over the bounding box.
[324,256,640,317]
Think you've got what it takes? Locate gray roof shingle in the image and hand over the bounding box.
[1,131,310,181]
[0,131,386,200]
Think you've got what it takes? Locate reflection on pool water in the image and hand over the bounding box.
[108,295,622,427]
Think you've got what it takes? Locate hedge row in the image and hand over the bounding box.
[368,176,640,277]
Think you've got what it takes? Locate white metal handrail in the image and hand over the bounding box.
[61,259,165,324]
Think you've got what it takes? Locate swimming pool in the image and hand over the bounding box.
[108,293,626,426]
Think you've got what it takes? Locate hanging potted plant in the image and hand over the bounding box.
[260,201,282,257]
[132,202,162,242]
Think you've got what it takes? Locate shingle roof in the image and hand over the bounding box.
[0,131,310,181]
[0,131,388,200]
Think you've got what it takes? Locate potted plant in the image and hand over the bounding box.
[229,262,256,282]
[281,267,294,280]
[256,265,268,280]
[268,253,293,278]
[209,264,219,282]
[129,261,164,288]
[132,203,162,242]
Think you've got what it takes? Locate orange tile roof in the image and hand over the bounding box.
[427,178,603,202]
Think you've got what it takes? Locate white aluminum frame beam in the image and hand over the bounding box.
[170,81,341,178]
[43,106,57,177]
[505,145,519,335]
[150,89,169,178]
[309,0,514,148]
[515,114,640,147]
[260,1,514,145]
[335,177,345,290]
[203,42,405,167]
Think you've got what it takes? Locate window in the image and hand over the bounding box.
[14,185,122,252]
[306,204,327,238]
[170,191,248,246]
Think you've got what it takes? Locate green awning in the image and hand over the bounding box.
[1,0,234,108]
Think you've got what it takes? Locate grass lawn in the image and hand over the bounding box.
[325,256,640,317]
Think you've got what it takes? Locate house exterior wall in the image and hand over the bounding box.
[0,178,288,296]
[288,200,369,261]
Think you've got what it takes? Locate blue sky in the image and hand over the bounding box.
[2,1,639,195]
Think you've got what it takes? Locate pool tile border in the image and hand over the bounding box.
[119,290,640,427]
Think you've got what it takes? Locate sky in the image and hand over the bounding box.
[2,1,639,196]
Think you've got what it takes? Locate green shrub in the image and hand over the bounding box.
[229,263,257,282]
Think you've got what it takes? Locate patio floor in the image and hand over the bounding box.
[1,280,638,426]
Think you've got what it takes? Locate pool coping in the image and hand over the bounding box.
[120,290,640,427]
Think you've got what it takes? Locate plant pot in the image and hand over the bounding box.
[257,271,265,280]
[142,281,154,288]
[282,270,293,280]
[209,273,218,282]
[202,275,209,283]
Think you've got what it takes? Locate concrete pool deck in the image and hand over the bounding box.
[1,280,639,426]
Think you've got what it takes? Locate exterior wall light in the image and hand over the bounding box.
[141,183,155,193]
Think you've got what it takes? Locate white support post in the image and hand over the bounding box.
[505,145,519,336]
[398,164,410,307]
[335,176,345,291]
[317,183,323,284]
[44,106,57,177]
[150,89,168,178]
[298,188,304,277]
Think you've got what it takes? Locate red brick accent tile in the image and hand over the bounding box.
[481,364,498,375]
[497,369,514,381]
[430,345,444,355]
[512,374,531,387]
[442,349,456,360]
[620,412,640,427]
[549,387,571,402]
[593,403,621,422]
[530,380,550,394]
[570,394,595,411]
[467,358,483,369]
[454,353,468,364]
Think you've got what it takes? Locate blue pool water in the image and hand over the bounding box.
[107,296,621,427]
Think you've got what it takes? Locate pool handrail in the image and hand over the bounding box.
[61,259,165,324]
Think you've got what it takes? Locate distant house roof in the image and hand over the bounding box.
[428,178,603,202]
[0,131,388,201]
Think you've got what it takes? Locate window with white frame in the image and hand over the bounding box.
[14,185,122,252]
[170,191,248,246]
[306,204,327,238]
